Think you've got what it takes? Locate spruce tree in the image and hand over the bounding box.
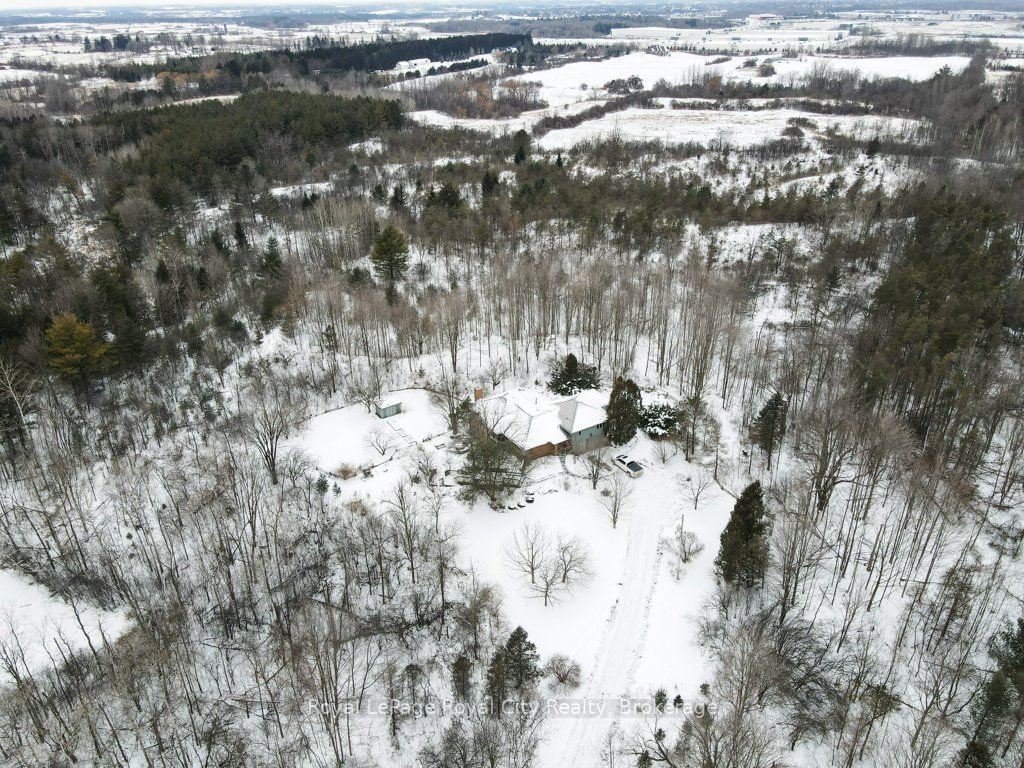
[260,236,283,279]
[548,353,600,395]
[485,647,508,716]
[715,481,769,588]
[750,391,788,469]
[481,168,499,196]
[452,654,472,701]
[370,223,409,282]
[605,376,643,444]
[504,626,540,691]
[389,184,407,211]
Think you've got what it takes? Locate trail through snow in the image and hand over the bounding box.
[543,499,664,768]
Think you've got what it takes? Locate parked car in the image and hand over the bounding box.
[613,454,644,478]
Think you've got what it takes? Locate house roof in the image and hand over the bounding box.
[477,389,607,450]
[556,389,606,434]
[477,390,566,452]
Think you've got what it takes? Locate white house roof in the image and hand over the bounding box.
[556,389,607,434]
[478,389,607,450]
[477,390,566,452]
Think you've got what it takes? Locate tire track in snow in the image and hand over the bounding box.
[544,503,664,768]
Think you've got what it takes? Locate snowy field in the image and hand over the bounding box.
[0,570,129,685]
[536,107,922,150]
[504,50,973,108]
[0,18,432,68]
[540,11,1024,54]
[407,49,959,143]
[291,388,448,476]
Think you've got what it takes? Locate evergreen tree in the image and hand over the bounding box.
[389,184,407,211]
[452,654,472,701]
[370,223,409,282]
[961,618,1024,763]
[233,220,248,251]
[154,258,171,285]
[504,626,541,691]
[548,352,600,395]
[512,129,531,160]
[606,376,643,445]
[853,194,1014,441]
[427,182,462,213]
[481,168,499,196]
[260,236,283,279]
[715,481,769,588]
[45,313,109,382]
[456,421,525,505]
[750,391,788,469]
[485,647,508,716]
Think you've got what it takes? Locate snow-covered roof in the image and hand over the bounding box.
[477,389,607,450]
[556,389,607,434]
[477,390,567,452]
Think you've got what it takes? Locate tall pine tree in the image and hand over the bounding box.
[750,391,788,470]
[715,481,769,588]
[504,626,541,691]
[605,376,643,444]
[370,223,409,282]
[548,353,599,395]
[485,646,508,717]
[45,313,109,383]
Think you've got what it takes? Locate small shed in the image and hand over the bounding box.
[375,398,402,419]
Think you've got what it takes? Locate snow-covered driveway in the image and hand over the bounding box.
[541,478,664,768]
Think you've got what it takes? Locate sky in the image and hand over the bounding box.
[0,0,443,10]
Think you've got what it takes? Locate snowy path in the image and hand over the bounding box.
[543,501,663,768]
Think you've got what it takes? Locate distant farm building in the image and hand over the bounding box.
[475,389,607,460]
[747,13,784,27]
[375,398,402,419]
[394,58,431,72]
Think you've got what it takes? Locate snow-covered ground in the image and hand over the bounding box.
[0,18,433,68]
[291,388,448,476]
[290,385,734,768]
[0,570,129,685]
[539,11,1024,54]
[504,51,972,110]
[408,48,955,143]
[536,107,921,150]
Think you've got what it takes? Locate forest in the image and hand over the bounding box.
[101,32,534,82]
[1,15,1024,768]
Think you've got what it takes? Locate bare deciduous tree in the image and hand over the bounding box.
[505,522,550,585]
[241,373,303,485]
[584,446,610,490]
[366,423,395,457]
[600,473,634,529]
[680,469,714,510]
[348,362,384,413]
[428,370,469,433]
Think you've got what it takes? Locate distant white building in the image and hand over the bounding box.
[747,13,784,28]
[394,58,431,72]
